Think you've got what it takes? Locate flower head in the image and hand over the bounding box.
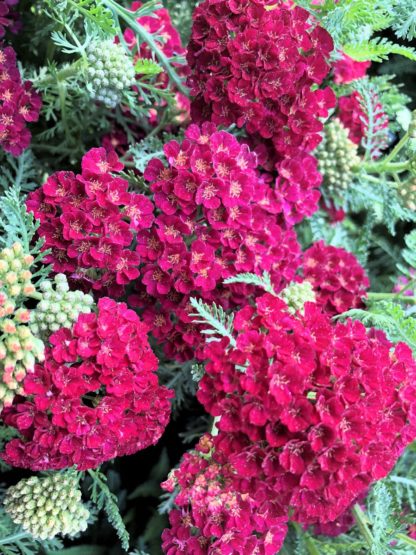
[1,298,172,470]
[197,293,416,525]
[302,241,370,315]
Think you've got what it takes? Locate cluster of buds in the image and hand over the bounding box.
[0,242,35,299]
[398,176,416,211]
[30,274,94,341]
[86,40,136,108]
[316,118,360,197]
[280,280,316,314]
[0,243,44,407]
[3,472,90,540]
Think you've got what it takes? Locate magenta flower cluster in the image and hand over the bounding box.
[26,147,154,298]
[160,292,416,551]
[302,241,370,315]
[133,123,301,360]
[0,46,41,155]
[2,298,173,470]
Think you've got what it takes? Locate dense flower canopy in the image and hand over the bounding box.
[187,0,335,163]
[196,293,416,524]
[162,434,288,555]
[132,123,301,360]
[1,298,173,470]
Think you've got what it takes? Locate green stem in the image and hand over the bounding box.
[352,504,374,548]
[0,531,31,545]
[367,292,416,304]
[396,533,416,548]
[362,160,410,175]
[383,131,410,165]
[102,0,188,96]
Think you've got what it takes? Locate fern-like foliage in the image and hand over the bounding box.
[397,229,416,277]
[390,446,416,513]
[365,481,407,555]
[64,0,116,34]
[134,58,163,76]
[354,78,390,160]
[0,186,45,257]
[344,38,416,63]
[391,0,416,41]
[224,271,276,295]
[190,298,236,347]
[294,0,416,64]
[87,469,130,551]
[0,151,39,193]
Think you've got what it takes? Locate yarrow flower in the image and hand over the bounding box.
[0,0,20,38]
[332,53,371,84]
[161,433,288,555]
[188,0,335,160]
[26,147,155,298]
[338,92,389,159]
[302,241,370,315]
[4,472,90,540]
[130,123,301,360]
[0,45,41,155]
[196,293,416,525]
[1,298,172,470]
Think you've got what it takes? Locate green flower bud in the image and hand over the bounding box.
[315,118,360,197]
[31,275,94,341]
[398,177,416,211]
[280,280,316,314]
[4,472,90,540]
[86,40,136,108]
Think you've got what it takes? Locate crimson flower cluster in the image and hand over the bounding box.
[196,293,416,525]
[188,0,335,160]
[338,92,389,159]
[162,434,288,555]
[0,0,19,38]
[124,1,190,124]
[26,147,154,298]
[332,53,370,84]
[1,298,173,470]
[131,123,301,360]
[302,241,370,315]
[0,46,41,155]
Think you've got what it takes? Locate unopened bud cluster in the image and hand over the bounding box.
[0,243,44,407]
[4,473,90,540]
[0,242,36,300]
[316,118,360,196]
[280,280,316,314]
[399,177,416,211]
[30,274,94,340]
[86,40,135,108]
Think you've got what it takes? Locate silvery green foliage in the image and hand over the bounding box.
[86,40,136,108]
[4,472,89,540]
[30,274,94,341]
